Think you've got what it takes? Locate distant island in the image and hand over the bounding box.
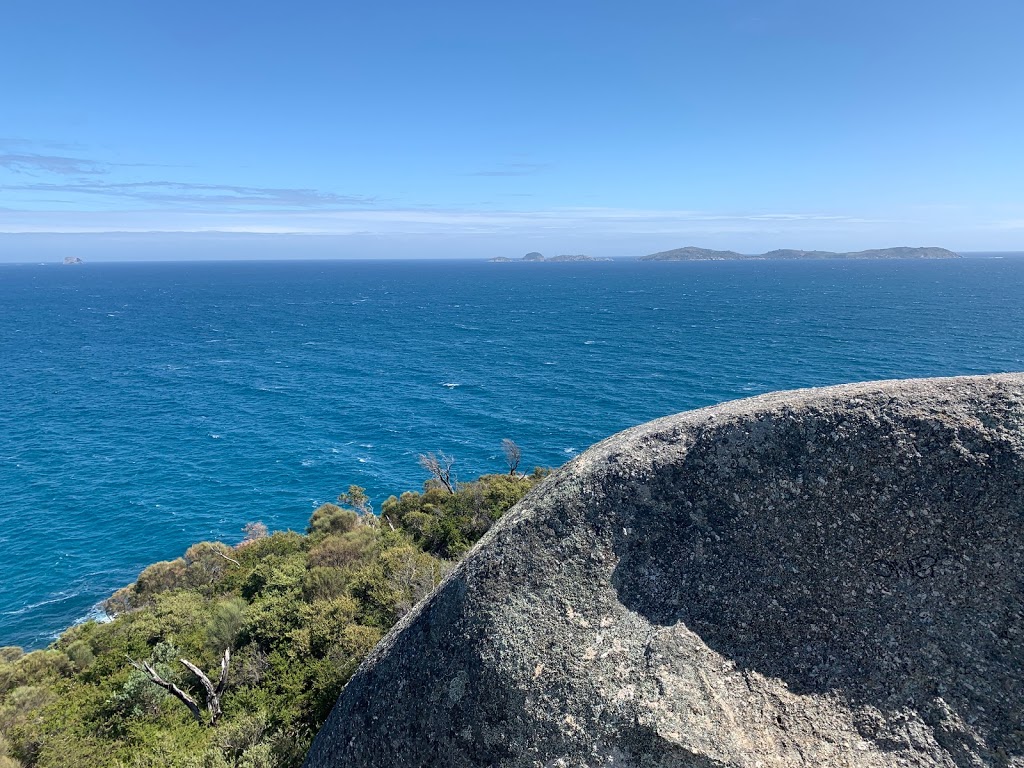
[62,256,84,265]
[639,246,960,261]
[490,252,613,263]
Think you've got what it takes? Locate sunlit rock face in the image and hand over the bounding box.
[305,374,1024,768]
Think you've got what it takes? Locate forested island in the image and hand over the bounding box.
[640,246,960,261]
[0,452,547,768]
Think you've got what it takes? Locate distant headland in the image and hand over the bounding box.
[62,256,84,265]
[489,252,613,263]
[639,246,960,261]
[488,246,961,263]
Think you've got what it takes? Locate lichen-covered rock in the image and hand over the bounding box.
[305,374,1024,767]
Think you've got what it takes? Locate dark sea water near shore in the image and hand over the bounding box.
[2,256,1023,649]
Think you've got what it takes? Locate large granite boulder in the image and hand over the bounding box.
[305,374,1024,767]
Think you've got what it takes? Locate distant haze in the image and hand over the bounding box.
[2,232,1023,264]
[1,1,1022,260]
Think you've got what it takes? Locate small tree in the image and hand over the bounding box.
[418,452,456,493]
[501,439,521,476]
[338,485,372,516]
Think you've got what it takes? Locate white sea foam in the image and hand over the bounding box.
[75,605,113,626]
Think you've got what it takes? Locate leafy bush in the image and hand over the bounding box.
[306,505,357,537]
[307,528,378,570]
[206,599,248,656]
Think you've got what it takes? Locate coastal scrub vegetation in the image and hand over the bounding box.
[0,461,547,768]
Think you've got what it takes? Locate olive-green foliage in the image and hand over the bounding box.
[382,471,543,557]
[0,732,23,768]
[307,528,378,570]
[305,504,357,537]
[206,599,248,656]
[0,469,543,768]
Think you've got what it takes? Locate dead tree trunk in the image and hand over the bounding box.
[181,647,230,725]
[129,647,231,726]
[128,657,204,724]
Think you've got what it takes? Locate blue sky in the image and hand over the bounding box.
[2,0,1023,260]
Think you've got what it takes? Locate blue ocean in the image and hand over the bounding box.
[2,256,1023,649]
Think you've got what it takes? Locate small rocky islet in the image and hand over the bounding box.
[489,252,613,262]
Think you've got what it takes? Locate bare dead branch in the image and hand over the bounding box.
[215,647,231,697]
[180,647,230,725]
[128,647,231,726]
[127,655,204,725]
[418,451,456,493]
[215,550,241,566]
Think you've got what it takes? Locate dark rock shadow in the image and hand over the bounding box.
[609,408,1024,759]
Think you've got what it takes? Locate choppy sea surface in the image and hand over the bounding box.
[2,256,1023,648]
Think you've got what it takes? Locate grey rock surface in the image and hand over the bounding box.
[305,374,1024,767]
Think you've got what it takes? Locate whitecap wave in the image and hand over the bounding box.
[2,592,78,618]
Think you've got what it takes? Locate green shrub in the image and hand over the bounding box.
[65,640,96,672]
[206,598,248,655]
[236,531,305,560]
[241,556,306,601]
[242,595,302,651]
[0,651,71,695]
[136,558,189,599]
[299,598,360,658]
[300,567,350,603]
[183,543,238,589]
[212,710,267,762]
[307,528,379,569]
[306,504,358,537]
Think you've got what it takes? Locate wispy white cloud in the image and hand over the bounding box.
[0,140,376,211]
[0,153,108,175]
[2,180,376,208]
